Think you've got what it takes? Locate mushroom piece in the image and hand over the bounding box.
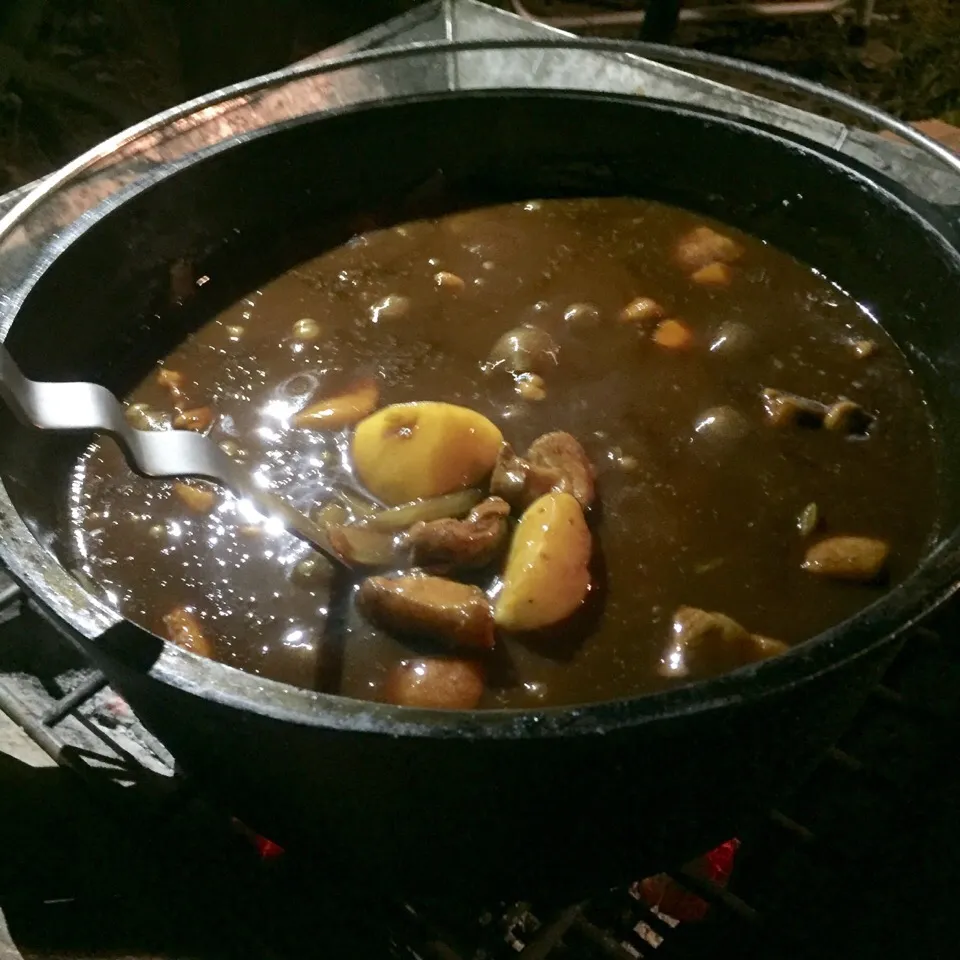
[618,296,665,327]
[434,271,465,292]
[761,388,873,436]
[562,302,602,331]
[658,606,787,679]
[490,431,596,511]
[357,574,495,649]
[486,324,560,375]
[823,399,873,435]
[802,536,889,583]
[693,405,750,443]
[761,388,828,428]
[292,317,321,339]
[384,658,485,709]
[370,294,412,323]
[408,497,511,571]
[709,321,755,356]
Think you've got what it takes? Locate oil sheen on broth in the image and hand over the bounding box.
[69,197,938,709]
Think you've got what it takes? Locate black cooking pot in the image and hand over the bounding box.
[2,63,960,898]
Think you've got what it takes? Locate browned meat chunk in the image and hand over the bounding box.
[675,226,744,271]
[384,658,485,709]
[802,536,889,583]
[357,575,495,649]
[174,405,215,433]
[162,606,214,658]
[408,497,510,571]
[157,368,184,401]
[658,606,787,679]
[527,432,596,507]
[489,443,531,503]
[490,431,596,510]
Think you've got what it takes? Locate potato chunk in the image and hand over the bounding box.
[294,378,379,430]
[358,574,495,649]
[658,606,787,679]
[802,536,889,583]
[691,262,732,286]
[494,492,591,632]
[384,658,485,709]
[352,402,503,505]
[174,481,217,513]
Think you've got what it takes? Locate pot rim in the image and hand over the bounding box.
[2,38,960,740]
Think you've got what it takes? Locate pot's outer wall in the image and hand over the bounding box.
[70,626,901,897]
[3,93,960,895]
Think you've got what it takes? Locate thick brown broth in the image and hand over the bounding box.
[69,197,939,707]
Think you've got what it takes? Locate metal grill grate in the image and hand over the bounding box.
[2,567,960,959]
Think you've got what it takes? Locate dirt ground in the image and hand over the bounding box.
[0,0,957,193]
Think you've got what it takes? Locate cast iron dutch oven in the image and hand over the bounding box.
[1,42,960,897]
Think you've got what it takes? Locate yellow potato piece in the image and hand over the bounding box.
[494,491,591,632]
[352,402,503,505]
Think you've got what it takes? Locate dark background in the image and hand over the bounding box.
[0,0,958,192]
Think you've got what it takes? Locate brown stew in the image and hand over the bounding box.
[68,197,939,709]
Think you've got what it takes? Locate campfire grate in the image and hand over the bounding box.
[2,564,960,959]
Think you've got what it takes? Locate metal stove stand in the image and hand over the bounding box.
[2,563,960,959]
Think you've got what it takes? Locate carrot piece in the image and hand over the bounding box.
[653,319,694,349]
